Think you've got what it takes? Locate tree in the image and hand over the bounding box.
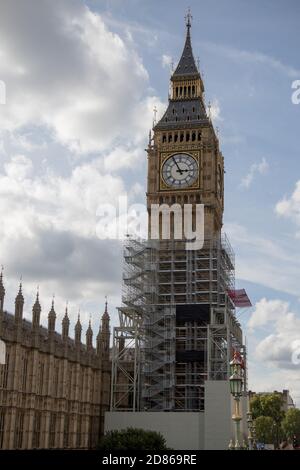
[254,416,276,445]
[251,393,284,424]
[251,393,285,448]
[98,428,168,451]
[282,408,300,442]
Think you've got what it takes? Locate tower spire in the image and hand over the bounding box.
[32,286,41,329]
[172,8,198,79]
[0,265,5,313]
[15,278,24,323]
[185,7,192,30]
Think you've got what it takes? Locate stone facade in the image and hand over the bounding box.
[0,272,111,449]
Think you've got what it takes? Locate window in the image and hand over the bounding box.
[192,132,196,142]
[49,413,56,448]
[174,133,178,142]
[63,414,69,448]
[162,134,166,143]
[14,411,24,449]
[0,408,5,449]
[1,351,9,389]
[32,411,41,448]
[168,134,172,143]
[21,355,28,391]
[186,132,190,141]
[38,362,44,395]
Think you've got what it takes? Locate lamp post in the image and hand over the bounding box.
[229,352,243,449]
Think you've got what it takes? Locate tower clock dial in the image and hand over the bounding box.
[162,153,198,189]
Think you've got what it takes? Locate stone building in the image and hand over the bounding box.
[0,270,111,449]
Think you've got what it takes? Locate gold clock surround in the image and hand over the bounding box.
[160,150,200,191]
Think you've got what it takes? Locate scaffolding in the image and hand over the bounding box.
[110,235,245,412]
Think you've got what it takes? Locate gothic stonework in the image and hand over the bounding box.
[0,273,111,449]
[147,16,224,238]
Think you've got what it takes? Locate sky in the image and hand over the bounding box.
[0,0,300,402]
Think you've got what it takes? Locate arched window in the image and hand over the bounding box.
[174,133,178,142]
[184,86,187,96]
[188,86,191,96]
[186,132,190,141]
[198,132,202,140]
[168,134,172,143]
[180,86,183,96]
[162,134,166,143]
[192,132,196,141]
[192,85,195,96]
[180,133,184,142]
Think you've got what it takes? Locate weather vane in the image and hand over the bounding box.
[185,7,193,29]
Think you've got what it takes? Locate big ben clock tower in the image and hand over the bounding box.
[147,12,224,239]
[111,13,245,415]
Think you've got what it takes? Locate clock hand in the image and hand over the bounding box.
[172,156,183,175]
[176,169,188,172]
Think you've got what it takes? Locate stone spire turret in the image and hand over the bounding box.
[32,287,41,330]
[75,312,82,346]
[100,299,110,359]
[15,280,24,323]
[48,296,56,332]
[62,303,70,341]
[0,266,5,313]
[86,317,93,351]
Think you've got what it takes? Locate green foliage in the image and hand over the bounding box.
[282,408,300,440]
[251,393,284,424]
[98,427,168,451]
[254,416,276,444]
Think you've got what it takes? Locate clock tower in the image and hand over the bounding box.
[147,12,224,239]
[111,13,245,415]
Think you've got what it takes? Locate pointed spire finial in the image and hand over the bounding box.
[153,106,157,127]
[185,7,192,30]
[19,275,23,293]
[0,265,3,279]
[208,101,212,120]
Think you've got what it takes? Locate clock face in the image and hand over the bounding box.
[162,153,198,189]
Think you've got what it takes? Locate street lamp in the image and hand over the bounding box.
[229,351,243,449]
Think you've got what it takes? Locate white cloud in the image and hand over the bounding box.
[207,98,222,122]
[249,298,300,368]
[247,298,300,399]
[247,298,289,330]
[0,0,167,330]
[0,0,163,154]
[276,181,300,233]
[203,41,300,79]
[240,157,269,189]
[161,54,172,69]
[225,222,300,296]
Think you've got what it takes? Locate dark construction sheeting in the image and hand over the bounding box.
[176,304,210,322]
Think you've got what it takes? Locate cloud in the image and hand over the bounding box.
[225,222,300,296]
[0,0,163,154]
[240,157,269,189]
[0,0,168,332]
[207,98,222,122]
[248,298,289,330]
[203,41,300,79]
[275,181,300,233]
[248,298,300,369]
[161,54,172,69]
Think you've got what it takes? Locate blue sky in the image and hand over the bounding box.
[0,0,300,401]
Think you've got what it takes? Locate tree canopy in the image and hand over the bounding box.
[251,393,284,424]
[282,408,300,440]
[98,427,168,451]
